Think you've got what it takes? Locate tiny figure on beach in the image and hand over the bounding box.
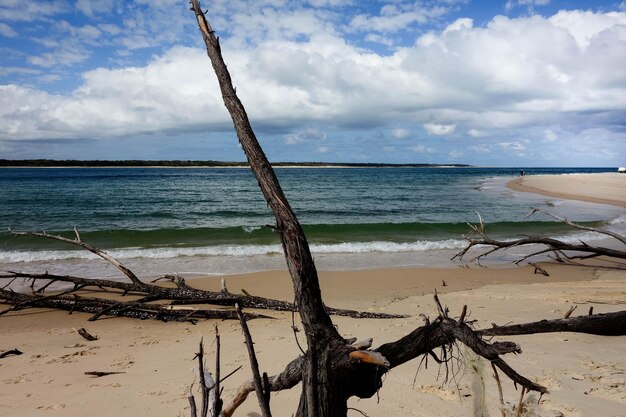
[520,169,525,177]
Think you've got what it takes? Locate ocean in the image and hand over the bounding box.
[1,167,624,278]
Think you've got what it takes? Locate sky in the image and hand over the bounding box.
[0,0,625,166]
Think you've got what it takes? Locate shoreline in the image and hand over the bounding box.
[507,173,626,209]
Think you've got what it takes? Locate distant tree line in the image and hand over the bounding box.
[0,159,470,168]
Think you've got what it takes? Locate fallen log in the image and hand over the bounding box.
[0,271,406,320]
[0,289,268,323]
[479,310,626,336]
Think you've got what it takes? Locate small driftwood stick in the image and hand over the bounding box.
[213,326,223,417]
[84,371,125,377]
[459,305,468,324]
[197,338,209,417]
[235,303,272,417]
[0,348,23,358]
[491,363,506,417]
[529,262,550,276]
[563,305,577,319]
[515,386,527,417]
[189,385,198,417]
[76,327,98,341]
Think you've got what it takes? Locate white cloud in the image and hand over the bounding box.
[76,0,118,17]
[443,18,473,35]
[364,33,394,46]
[544,129,558,141]
[0,0,69,21]
[350,2,451,34]
[391,128,412,139]
[505,0,550,13]
[467,129,487,138]
[0,22,17,37]
[410,145,435,153]
[285,128,328,145]
[469,144,492,154]
[448,150,463,159]
[307,0,355,7]
[1,8,625,166]
[550,10,626,48]
[498,141,527,156]
[27,48,89,67]
[424,123,456,136]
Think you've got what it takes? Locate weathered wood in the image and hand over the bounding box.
[76,327,98,341]
[0,348,23,359]
[84,371,125,377]
[479,310,626,337]
[0,289,267,322]
[0,272,405,320]
[453,210,626,265]
[189,2,334,340]
[10,230,143,284]
[235,304,272,417]
[213,326,223,417]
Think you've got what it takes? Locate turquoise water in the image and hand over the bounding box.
[1,167,623,275]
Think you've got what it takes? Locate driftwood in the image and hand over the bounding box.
[0,348,23,359]
[220,302,626,416]
[10,229,142,284]
[76,327,98,341]
[1,262,405,322]
[453,208,626,266]
[235,304,272,417]
[0,274,402,321]
[187,3,626,416]
[84,371,125,378]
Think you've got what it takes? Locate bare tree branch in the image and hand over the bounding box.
[9,229,142,284]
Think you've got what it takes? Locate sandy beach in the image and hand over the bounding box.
[1,173,625,417]
[508,172,626,208]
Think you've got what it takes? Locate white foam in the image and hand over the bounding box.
[0,239,468,263]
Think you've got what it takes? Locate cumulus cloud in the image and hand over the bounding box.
[467,129,487,138]
[317,146,330,153]
[285,128,328,145]
[1,8,625,167]
[391,128,412,139]
[0,22,16,37]
[350,2,453,34]
[424,123,456,136]
[410,145,435,153]
[544,129,558,141]
[498,141,527,156]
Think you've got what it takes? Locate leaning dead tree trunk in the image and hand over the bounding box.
[190,3,347,415]
[189,3,625,416]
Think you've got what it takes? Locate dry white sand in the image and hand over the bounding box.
[1,265,624,417]
[508,172,626,208]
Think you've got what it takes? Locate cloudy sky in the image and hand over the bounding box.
[1,0,625,166]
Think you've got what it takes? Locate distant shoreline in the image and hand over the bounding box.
[507,173,626,209]
[0,159,470,168]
